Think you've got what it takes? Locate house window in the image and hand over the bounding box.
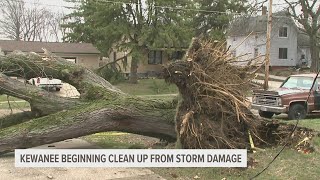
[148,50,162,64]
[254,48,259,57]
[279,48,288,59]
[62,57,77,63]
[279,27,288,37]
[170,51,184,60]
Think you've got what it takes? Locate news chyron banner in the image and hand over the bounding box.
[15,149,247,167]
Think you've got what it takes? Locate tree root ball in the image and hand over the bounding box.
[163,38,315,149]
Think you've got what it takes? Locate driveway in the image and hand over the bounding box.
[52,83,80,98]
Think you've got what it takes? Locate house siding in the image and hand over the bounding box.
[109,50,171,76]
[226,33,266,65]
[3,51,100,69]
[227,18,302,67]
[269,23,297,66]
[53,53,100,69]
[108,51,132,74]
[137,52,169,74]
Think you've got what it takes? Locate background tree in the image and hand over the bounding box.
[284,0,320,71]
[47,12,67,42]
[192,0,248,40]
[63,0,194,83]
[0,0,65,42]
[0,0,25,40]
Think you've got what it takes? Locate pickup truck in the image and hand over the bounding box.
[27,77,63,91]
[251,74,320,120]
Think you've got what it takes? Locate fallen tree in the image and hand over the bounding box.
[0,51,177,154]
[0,40,315,154]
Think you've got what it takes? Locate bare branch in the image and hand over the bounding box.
[0,0,64,42]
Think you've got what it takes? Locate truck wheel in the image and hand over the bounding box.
[56,88,61,91]
[258,110,274,118]
[288,104,306,120]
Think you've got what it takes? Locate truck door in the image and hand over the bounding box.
[314,78,320,110]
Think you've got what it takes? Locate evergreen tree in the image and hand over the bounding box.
[63,0,194,83]
[192,0,248,40]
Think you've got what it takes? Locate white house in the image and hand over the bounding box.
[227,9,311,68]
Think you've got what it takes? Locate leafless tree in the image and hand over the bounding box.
[284,0,320,71]
[47,12,66,42]
[0,0,64,42]
[0,0,25,40]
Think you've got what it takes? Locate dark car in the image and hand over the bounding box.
[251,74,320,120]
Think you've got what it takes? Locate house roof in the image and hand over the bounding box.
[0,40,100,54]
[227,11,295,37]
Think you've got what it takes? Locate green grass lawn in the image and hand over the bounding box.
[115,79,178,95]
[0,102,30,109]
[0,95,29,109]
[83,132,151,149]
[84,116,320,180]
[0,95,22,102]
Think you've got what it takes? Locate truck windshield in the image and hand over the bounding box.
[281,76,314,89]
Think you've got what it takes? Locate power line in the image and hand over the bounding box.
[6,0,303,18]
[8,0,247,15]
[77,0,245,15]
[3,0,307,22]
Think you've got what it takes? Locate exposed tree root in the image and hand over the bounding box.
[163,38,316,149]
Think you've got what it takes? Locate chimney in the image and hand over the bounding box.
[262,6,267,15]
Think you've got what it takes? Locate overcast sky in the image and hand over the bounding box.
[1,0,317,41]
[25,0,74,13]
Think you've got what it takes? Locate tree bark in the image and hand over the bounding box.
[0,51,177,154]
[0,52,123,97]
[0,102,176,154]
[129,57,139,84]
[310,36,319,72]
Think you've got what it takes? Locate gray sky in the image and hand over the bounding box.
[25,0,74,13]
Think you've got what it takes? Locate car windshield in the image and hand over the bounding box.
[281,76,314,90]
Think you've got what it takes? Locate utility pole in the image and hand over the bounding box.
[264,0,272,90]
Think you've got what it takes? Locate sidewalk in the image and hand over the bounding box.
[256,73,287,81]
[0,139,165,180]
[251,79,282,89]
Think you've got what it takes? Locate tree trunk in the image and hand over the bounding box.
[309,35,319,72]
[129,57,139,84]
[0,73,81,116]
[0,51,177,154]
[0,100,176,154]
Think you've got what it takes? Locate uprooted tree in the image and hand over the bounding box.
[0,39,314,154]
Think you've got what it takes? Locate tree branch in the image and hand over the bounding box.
[0,52,123,98]
[0,73,81,116]
[0,95,177,154]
